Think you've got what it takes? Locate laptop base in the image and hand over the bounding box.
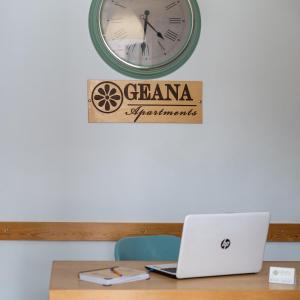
[145,263,178,278]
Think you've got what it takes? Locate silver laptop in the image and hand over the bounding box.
[145,212,270,279]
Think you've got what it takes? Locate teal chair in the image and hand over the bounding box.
[114,235,181,261]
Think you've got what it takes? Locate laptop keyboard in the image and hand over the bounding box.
[161,267,177,274]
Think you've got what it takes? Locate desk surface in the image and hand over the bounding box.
[49,261,300,300]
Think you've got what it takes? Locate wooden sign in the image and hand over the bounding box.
[88,80,202,123]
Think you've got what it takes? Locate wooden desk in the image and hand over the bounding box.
[49,261,300,300]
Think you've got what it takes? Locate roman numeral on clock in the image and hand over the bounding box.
[107,18,123,24]
[165,29,178,41]
[169,17,182,24]
[111,29,127,40]
[158,40,167,55]
[127,43,137,54]
[166,1,178,10]
[112,0,126,9]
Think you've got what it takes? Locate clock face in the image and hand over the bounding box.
[89,0,201,78]
[100,0,192,68]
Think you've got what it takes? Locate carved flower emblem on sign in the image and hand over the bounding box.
[92,81,123,113]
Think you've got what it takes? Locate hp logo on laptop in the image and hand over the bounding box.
[221,239,231,249]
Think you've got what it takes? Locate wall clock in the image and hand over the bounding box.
[89,0,201,79]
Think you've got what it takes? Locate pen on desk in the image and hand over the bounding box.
[111,267,123,277]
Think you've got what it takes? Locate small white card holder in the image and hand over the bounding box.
[269,266,297,285]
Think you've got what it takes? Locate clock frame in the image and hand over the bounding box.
[89,0,201,79]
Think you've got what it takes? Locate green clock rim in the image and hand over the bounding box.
[89,0,201,79]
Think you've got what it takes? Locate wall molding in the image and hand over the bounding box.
[0,222,300,242]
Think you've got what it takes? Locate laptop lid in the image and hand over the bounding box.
[176,212,270,278]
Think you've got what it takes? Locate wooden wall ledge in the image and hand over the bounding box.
[0,222,300,242]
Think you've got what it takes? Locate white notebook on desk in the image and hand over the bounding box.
[79,266,149,286]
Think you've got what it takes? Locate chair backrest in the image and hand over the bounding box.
[114,235,181,261]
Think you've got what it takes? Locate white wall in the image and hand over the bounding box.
[0,0,300,299]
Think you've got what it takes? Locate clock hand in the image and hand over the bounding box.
[141,10,150,55]
[146,20,164,40]
[143,10,150,36]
